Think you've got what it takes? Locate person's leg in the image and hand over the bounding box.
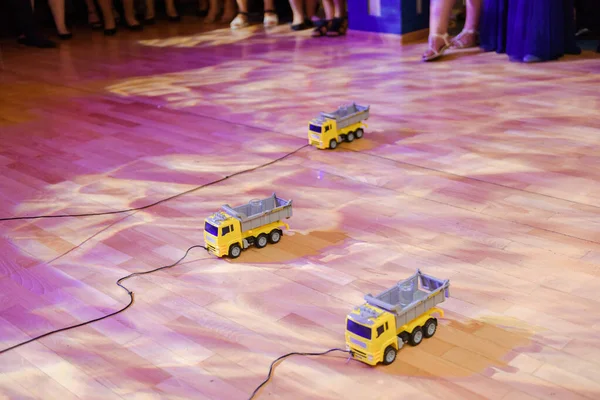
[144,0,155,22]
[84,0,103,28]
[165,0,180,20]
[451,0,481,48]
[48,0,71,37]
[7,0,56,47]
[305,0,318,20]
[96,0,116,34]
[288,0,306,25]
[222,0,237,21]
[422,0,454,61]
[122,0,142,28]
[230,0,249,28]
[263,0,278,26]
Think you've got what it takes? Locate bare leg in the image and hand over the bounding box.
[122,0,141,26]
[222,0,237,22]
[288,0,305,25]
[230,0,249,27]
[165,0,179,18]
[263,0,278,26]
[450,0,481,48]
[332,0,341,17]
[97,0,116,30]
[84,0,102,26]
[47,0,70,35]
[305,0,318,19]
[422,0,454,60]
[206,0,220,22]
[322,0,333,19]
[145,0,155,20]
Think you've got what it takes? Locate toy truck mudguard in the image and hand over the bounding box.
[345,269,450,366]
[204,193,292,258]
[308,103,370,150]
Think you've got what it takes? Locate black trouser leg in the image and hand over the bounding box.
[6,0,56,47]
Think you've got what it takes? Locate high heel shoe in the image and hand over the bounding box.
[58,33,72,40]
[104,28,117,36]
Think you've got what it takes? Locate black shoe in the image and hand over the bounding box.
[18,35,56,48]
[197,8,208,17]
[58,33,72,40]
[168,15,181,22]
[104,28,117,36]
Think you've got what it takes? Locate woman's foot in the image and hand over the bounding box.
[230,12,249,29]
[450,29,478,49]
[263,10,278,27]
[88,10,103,29]
[422,33,451,61]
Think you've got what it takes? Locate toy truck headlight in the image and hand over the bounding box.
[367,355,373,361]
[345,344,350,351]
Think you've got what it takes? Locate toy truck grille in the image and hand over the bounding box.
[364,269,450,332]
[221,193,292,232]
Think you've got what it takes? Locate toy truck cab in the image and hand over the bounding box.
[345,304,399,366]
[204,212,242,257]
[308,103,370,150]
[345,269,450,366]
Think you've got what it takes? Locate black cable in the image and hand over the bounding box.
[0,144,309,222]
[248,348,351,400]
[0,244,208,355]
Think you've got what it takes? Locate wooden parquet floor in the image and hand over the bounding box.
[1,18,600,400]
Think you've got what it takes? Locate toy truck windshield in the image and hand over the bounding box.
[204,222,218,236]
[309,123,321,133]
[347,319,371,340]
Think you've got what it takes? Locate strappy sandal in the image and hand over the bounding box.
[450,29,478,49]
[422,33,451,62]
[230,12,249,29]
[263,9,278,27]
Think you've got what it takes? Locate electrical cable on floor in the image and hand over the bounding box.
[0,244,208,355]
[248,348,351,400]
[0,144,309,222]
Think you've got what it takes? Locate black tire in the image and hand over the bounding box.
[355,128,364,139]
[346,132,355,142]
[256,234,268,248]
[329,139,337,149]
[423,318,437,338]
[382,346,396,365]
[269,229,282,244]
[229,244,242,258]
[409,326,423,346]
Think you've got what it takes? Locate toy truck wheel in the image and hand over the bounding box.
[409,326,423,346]
[329,139,337,149]
[355,128,364,139]
[256,234,268,248]
[423,318,437,338]
[382,346,397,365]
[269,229,282,244]
[346,132,355,142]
[229,244,242,258]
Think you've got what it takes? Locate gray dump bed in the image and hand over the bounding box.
[365,269,450,331]
[318,103,370,130]
[221,193,292,232]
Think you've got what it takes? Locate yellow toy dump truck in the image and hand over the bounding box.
[308,103,370,150]
[203,193,293,258]
[345,269,450,366]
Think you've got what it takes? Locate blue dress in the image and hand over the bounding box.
[479,0,508,53]
[480,0,580,62]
